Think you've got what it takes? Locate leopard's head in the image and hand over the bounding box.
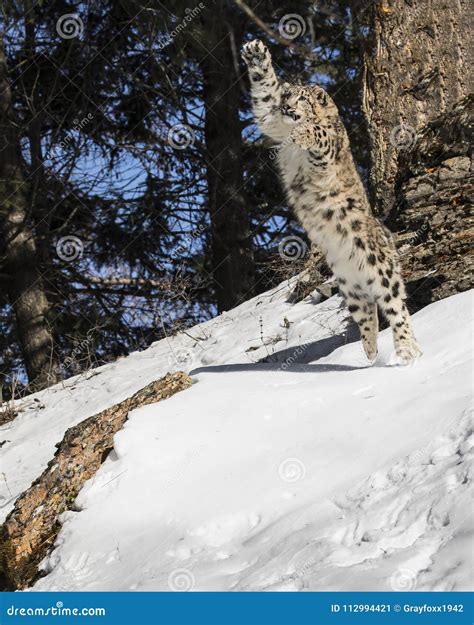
[280,83,338,125]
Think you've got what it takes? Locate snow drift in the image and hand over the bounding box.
[1,281,472,591]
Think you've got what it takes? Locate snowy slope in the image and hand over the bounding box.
[0,278,348,523]
[19,288,471,592]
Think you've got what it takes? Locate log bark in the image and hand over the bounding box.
[0,371,192,590]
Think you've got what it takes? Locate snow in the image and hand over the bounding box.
[1,281,472,591]
[0,278,346,523]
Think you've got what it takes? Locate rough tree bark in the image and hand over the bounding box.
[395,97,473,309]
[201,7,255,312]
[360,0,473,216]
[357,0,473,309]
[0,36,61,390]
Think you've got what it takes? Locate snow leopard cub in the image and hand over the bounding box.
[242,39,421,363]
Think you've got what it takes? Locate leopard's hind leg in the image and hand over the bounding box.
[346,296,379,363]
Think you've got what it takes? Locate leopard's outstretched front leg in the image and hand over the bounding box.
[380,298,422,364]
[241,39,287,142]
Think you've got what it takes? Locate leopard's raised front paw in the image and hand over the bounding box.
[241,39,270,68]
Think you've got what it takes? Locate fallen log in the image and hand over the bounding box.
[0,371,192,590]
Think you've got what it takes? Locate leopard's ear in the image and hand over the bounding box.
[314,89,329,107]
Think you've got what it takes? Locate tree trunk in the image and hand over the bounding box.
[0,36,60,390]
[357,0,473,310]
[360,0,473,216]
[201,9,255,312]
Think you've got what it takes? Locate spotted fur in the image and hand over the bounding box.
[242,39,421,363]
